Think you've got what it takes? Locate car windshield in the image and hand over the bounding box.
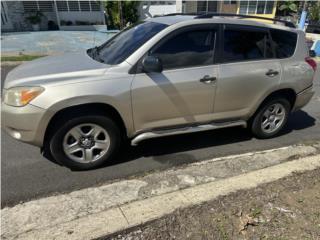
[88,21,168,65]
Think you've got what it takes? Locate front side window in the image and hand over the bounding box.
[270,29,297,58]
[150,29,216,70]
[91,21,168,65]
[223,27,272,62]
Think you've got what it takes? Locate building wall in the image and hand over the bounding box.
[185,1,197,13]
[218,2,238,14]
[58,12,104,24]
[2,1,31,31]
[184,0,277,20]
[236,1,277,23]
[139,1,179,20]
[1,0,105,32]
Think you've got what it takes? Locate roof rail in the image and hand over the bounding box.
[195,13,296,28]
[157,13,198,17]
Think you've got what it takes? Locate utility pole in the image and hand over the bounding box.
[298,0,308,30]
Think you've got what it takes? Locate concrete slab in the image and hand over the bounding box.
[1,31,115,56]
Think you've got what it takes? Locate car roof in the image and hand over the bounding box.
[146,15,195,25]
[146,15,298,32]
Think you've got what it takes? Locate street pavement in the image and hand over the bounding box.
[1,65,320,207]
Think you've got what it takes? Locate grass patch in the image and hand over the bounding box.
[1,55,45,62]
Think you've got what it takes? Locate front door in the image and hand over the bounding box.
[131,26,219,132]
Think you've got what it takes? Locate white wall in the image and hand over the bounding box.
[58,11,104,24]
[139,2,180,20]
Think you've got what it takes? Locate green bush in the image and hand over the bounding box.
[105,1,139,29]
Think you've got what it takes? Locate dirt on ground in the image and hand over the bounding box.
[105,169,320,240]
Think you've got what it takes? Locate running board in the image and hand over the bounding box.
[131,120,247,146]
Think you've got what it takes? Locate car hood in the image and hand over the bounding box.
[4,51,108,89]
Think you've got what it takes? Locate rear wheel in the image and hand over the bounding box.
[251,98,291,139]
[49,115,121,170]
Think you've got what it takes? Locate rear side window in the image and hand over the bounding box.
[151,29,216,70]
[270,29,297,58]
[223,27,273,62]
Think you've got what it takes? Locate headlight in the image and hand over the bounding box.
[3,86,44,107]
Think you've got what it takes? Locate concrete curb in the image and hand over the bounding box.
[1,61,25,66]
[11,154,320,240]
[2,143,320,240]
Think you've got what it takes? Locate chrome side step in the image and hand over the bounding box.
[131,120,247,146]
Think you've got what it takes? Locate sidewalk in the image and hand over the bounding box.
[109,168,320,240]
[2,142,320,240]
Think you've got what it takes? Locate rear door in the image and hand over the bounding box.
[214,24,282,119]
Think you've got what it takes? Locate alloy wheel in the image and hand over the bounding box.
[63,123,110,163]
[261,103,286,134]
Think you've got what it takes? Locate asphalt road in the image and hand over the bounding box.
[2,65,320,207]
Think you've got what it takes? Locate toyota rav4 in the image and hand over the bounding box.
[2,14,317,170]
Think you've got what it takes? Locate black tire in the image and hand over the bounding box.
[251,97,291,139]
[49,115,121,170]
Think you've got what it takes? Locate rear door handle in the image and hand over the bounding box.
[199,75,217,84]
[266,69,279,77]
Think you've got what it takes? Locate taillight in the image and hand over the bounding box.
[305,57,317,72]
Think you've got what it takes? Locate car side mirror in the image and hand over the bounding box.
[142,55,163,73]
[309,50,316,58]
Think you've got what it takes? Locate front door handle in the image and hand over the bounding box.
[266,69,279,77]
[199,75,217,84]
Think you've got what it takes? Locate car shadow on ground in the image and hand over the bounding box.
[107,110,317,168]
[44,110,316,171]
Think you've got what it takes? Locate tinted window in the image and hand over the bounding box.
[223,28,272,62]
[151,29,215,70]
[270,29,297,58]
[97,21,168,65]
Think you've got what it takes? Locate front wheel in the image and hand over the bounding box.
[49,115,121,170]
[251,98,291,139]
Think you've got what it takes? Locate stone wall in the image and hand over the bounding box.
[4,1,31,31]
[2,1,58,32]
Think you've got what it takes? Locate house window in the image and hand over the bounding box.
[197,1,207,13]
[239,0,274,15]
[90,1,101,11]
[265,0,274,14]
[80,1,90,11]
[248,0,257,14]
[56,1,68,11]
[224,0,236,4]
[68,1,80,11]
[239,1,248,14]
[257,1,266,14]
[197,1,217,13]
[56,0,100,12]
[23,1,54,12]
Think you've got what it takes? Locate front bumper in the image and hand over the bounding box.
[1,102,48,147]
[292,86,315,111]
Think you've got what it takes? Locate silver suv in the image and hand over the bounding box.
[2,14,317,170]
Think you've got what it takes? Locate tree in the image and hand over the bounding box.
[105,1,139,30]
[278,1,298,16]
[308,1,320,23]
